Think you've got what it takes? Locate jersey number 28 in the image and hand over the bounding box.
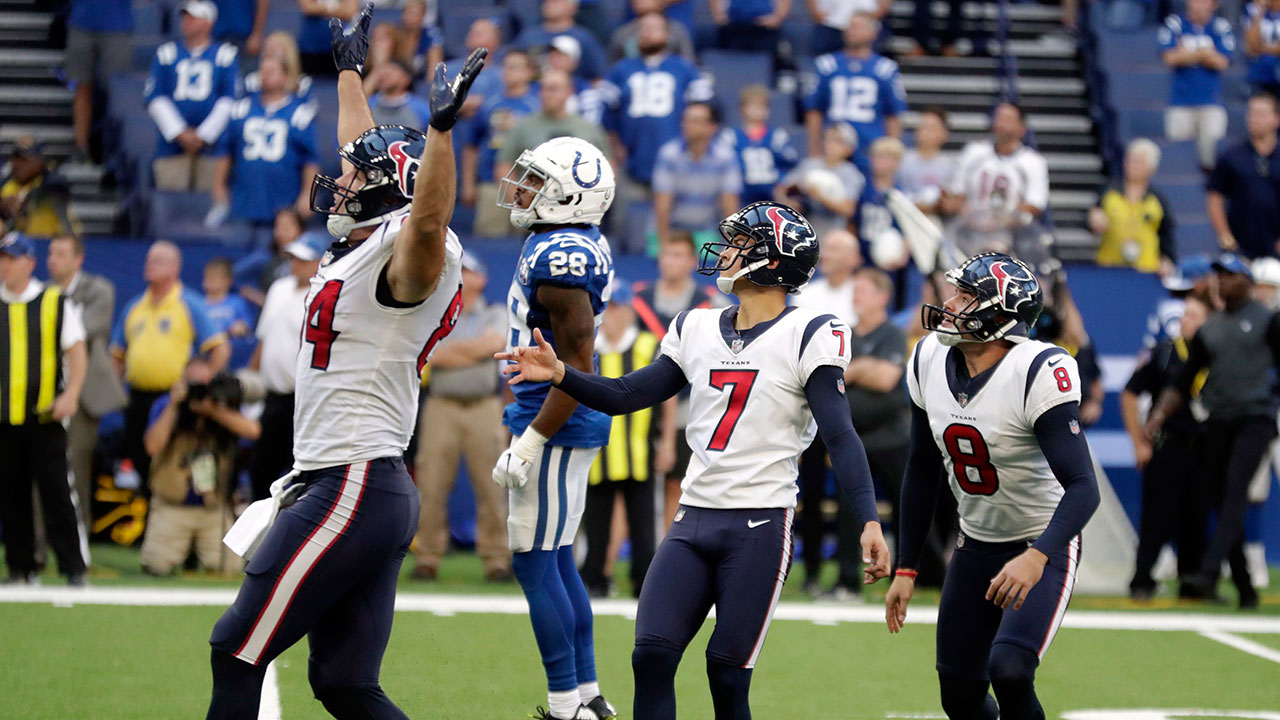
[942,423,999,495]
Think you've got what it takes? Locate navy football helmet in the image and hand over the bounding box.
[697,201,819,294]
[311,125,425,237]
[924,252,1044,343]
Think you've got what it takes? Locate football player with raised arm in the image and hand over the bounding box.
[490,136,620,720]
[498,201,891,720]
[884,253,1101,720]
[206,6,486,718]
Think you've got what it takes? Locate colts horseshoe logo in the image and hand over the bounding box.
[571,151,602,188]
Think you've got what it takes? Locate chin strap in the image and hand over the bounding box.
[715,259,769,294]
[326,210,400,239]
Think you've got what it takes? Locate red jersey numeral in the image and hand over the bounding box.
[1053,366,1072,392]
[418,284,464,373]
[942,423,999,496]
[707,369,759,451]
[304,279,344,370]
[831,327,846,356]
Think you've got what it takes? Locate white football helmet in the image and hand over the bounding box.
[498,136,615,229]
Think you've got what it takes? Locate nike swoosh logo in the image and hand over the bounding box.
[1048,356,1064,366]
[747,519,771,528]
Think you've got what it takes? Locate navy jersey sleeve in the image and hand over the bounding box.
[895,403,946,570]
[805,364,879,527]
[557,355,688,415]
[1030,402,1101,556]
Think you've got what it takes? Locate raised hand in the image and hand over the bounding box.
[495,327,561,385]
[429,47,488,131]
[329,2,374,75]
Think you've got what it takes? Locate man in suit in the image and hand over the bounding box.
[47,235,126,528]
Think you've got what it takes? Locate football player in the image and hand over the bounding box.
[884,253,1101,720]
[205,6,486,718]
[491,136,619,720]
[498,201,891,720]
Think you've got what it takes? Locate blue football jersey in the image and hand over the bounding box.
[601,55,711,184]
[856,180,902,250]
[145,41,240,157]
[1158,14,1235,106]
[467,90,540,183]
[216,93,319,223]
[719,125,800,204]
[504,226,614,447]
[203,293,258,369]
[1244,5,1280,86]
[804,51,907,161]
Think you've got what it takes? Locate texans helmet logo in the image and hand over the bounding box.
[387,141,419,197]
[989,260,1036,309]
[764,206,813,256]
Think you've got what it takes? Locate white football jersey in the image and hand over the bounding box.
[907,333,1081,543]
[292,209,464,470]
[660,306,853,510]
[949,141,1049,214]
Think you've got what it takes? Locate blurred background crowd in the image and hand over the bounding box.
[1,0,1279,608]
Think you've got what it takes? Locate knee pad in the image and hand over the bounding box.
[987,643,1039,684]
[938,671,997,720]
[632,642,682,677]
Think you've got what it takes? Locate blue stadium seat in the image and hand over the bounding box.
[133,3,162,36]
[440,6,508,60]
[1152,182,1205,213]
[1097,30,1163,71]
[1118,107,1164,142]
[1155,140,1201,176]
[1176,221,1218,255]
[149,192,247,244]
[132,35,163,73]
[1107,71,1167,107]
[769,90,796,127]
[701,50,773,126]
[264,6,303,35]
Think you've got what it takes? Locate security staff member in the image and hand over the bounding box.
[1123,295,1210,600]
[1146,254,1274,609]
[581,283,657,599]
[0,233,88,585]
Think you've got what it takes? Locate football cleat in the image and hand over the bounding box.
[529,706,603,720]
[585,695,618,720]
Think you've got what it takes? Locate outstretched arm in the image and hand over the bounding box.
[332,4,376,162]
[387,49,488,304]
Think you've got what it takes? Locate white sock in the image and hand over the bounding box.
[549,689,580,718]
[578,681,600,701]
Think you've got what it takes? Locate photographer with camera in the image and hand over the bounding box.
[139,360,260,576]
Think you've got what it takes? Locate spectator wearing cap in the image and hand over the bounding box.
[775,123,864,239]
[111,241,229,491]
[544,35,606,125]
[367,59,433,130]
[1143,254,1215,350]
[411,252,510,582]
[146,0,240,193]
[1207,92,1280,259]
[201,257,257,370]
[0,139,78,238]
[608,0,697,64]
[497,69,611,182]
[297,0,360,76]
[209,55,319,237]
[1146,253,1276,608]
[0,233,89,586]
[1123,293,1211,601]
[580,281,657,598]
[47,235,126,530]
[66,0,134,163]
[464,51,539,237]
[514,0,608,82]
[652,102,742,248]
[1091,138,1176,274]
[245,231,325,500]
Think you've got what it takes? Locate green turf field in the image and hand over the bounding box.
[2,546,1279,719]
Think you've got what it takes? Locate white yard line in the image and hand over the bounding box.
[259,661,281,720]
[5,586,1280,635]
[1199,630,1280,665]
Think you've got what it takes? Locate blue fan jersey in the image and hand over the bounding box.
[216,93,319,223]
[204,293,258,369]
[856,181,902,248]
[1245,5,1280,87]
[467,90,540,183]
[504,226,614,447]
[1158,14,1235,106]
[804,51,907,161]
[719,125,800,204]
[146,41,240,157]
[602,55,710,183]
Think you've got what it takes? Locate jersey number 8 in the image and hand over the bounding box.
[942,423,999,496]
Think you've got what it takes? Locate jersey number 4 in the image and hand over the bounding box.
[942,423,999,495]
[707,369,759,451]
[304,279,464,372]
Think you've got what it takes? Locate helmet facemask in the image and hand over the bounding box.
[497,153,564,230]
[923,269,1018,345]
[699,221,773,294]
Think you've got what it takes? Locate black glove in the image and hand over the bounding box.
[329,2,373,75]
[428,47,488,132]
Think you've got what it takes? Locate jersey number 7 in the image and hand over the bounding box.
[707,369,759,451]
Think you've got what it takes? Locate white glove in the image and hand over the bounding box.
[493,428,548,489]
